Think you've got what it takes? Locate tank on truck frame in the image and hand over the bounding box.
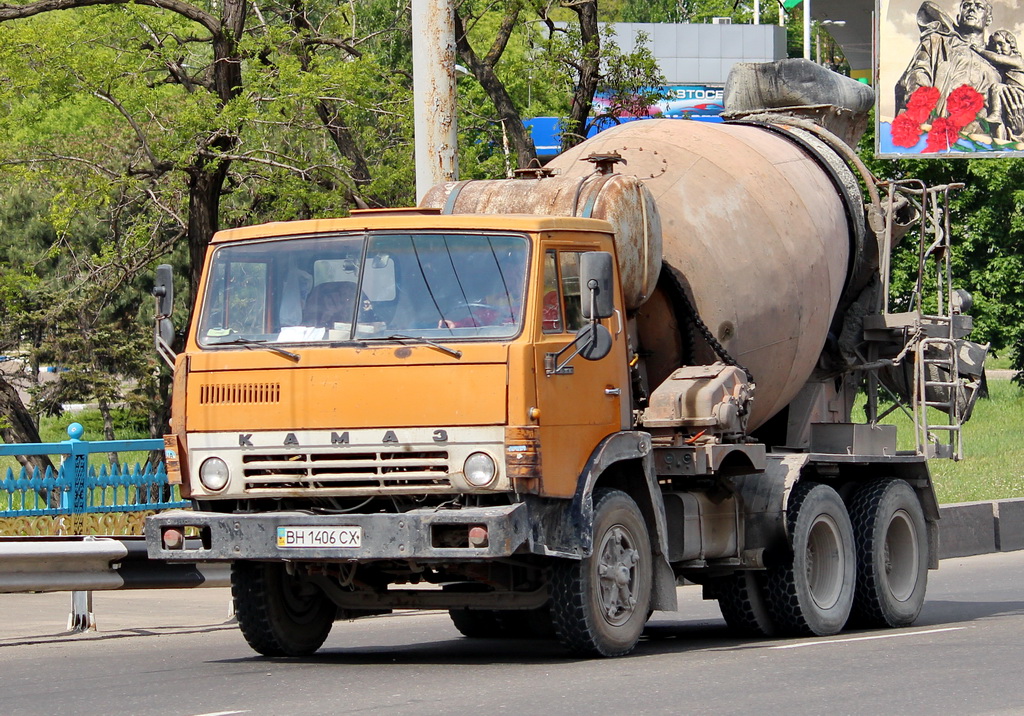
[147,60,987,657]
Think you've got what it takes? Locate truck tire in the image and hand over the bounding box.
[504,605,557,639]
[445,582,554,639]
[714,571,777,637]
[448,606,555,639]
[231,561,336,657]
[550,488,652,657]
[848,479,928,628]
[765,482,856,636]
[448,609,506,638]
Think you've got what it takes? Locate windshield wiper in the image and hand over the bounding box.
[216,337,300,362]
[370,334,462,359]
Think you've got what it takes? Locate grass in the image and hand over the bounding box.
[1,411,155,477]
[890,377,1024,504]
[856,376,1024,503]
[985,352,1014,371]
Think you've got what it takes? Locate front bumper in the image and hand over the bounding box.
[146,502,532,561]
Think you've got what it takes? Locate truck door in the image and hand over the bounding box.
[534,247,628,497]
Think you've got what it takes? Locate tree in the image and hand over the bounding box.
[595,30,667,121]
[0,0,413,300]
[454,0,665,169]
[0,0,418,444]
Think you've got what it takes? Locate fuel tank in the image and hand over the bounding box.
[423,119,856,431]
[421,172,663,311]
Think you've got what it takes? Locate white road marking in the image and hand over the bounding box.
[769,626,966,650]
[190,711,252,716]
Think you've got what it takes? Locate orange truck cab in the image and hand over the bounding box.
[147,209,662,656]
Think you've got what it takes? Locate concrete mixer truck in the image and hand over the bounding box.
[146,60,987,658]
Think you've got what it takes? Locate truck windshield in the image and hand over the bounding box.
[197,231,530,347]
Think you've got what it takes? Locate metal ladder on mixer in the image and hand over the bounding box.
[914,336,961,459]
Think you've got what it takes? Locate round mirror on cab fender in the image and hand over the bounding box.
[577,323,613,361]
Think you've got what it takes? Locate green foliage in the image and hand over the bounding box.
[600,0,758,23]
[597,31,668,119]
[0,0,418,429]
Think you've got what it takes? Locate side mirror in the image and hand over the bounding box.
[153,264,176,368]
[154,264,174,317]
[580,251,615,320]
[544,316,614,376]
[577,323,613,361]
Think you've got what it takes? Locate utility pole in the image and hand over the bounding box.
[411,0,458,204]
[804,0,812,61]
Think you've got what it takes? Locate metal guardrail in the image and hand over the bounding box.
[0,424,214,631]
[0,534,230,631]
[0,423,188,523]
[0,536,229,593]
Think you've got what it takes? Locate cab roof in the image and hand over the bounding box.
[211,208,614,244]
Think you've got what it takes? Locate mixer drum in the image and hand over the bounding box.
[548,120,852,430]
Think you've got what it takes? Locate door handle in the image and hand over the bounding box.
[605,388,621,396]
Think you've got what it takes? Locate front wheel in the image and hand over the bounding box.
[765,482,856,636]
[848,479,928,628]
[551,489,652,657]
[231,561,336,657]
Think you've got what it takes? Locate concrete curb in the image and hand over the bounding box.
[939,498,1024,559]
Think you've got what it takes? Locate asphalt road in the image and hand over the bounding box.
[1,550,1023,716]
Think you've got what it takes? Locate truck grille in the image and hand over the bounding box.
[200,383,281,405]
[242,449,452,493]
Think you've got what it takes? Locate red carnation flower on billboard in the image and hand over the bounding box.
[891,112,925,147]
[946,85,985,131]
[905,86,941,124]
[923,116,962,153]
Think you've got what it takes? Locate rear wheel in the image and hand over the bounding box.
[848,479,928,628]
[714,571,777,637]
[551,489,652,657]
[766,482,856,636]
[448,606,555,639]
[231,561,336,657]
[448,609,507,638]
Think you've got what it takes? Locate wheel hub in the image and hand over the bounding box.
[597,525,639,626]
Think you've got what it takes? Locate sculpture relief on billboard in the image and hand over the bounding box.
[877,0,1024,156]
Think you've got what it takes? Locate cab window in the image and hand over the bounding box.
[542,251,563,333]
[541,250,586,334]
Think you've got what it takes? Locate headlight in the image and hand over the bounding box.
[464,452,497,487]
[198,457,230,492]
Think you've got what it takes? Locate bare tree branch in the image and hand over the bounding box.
[93,90,173,174]
[483,1,519,67]
[453,9,536,170]
[0,0,219,34]
[1,155,120,179]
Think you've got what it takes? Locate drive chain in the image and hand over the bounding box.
[664,264,753,383]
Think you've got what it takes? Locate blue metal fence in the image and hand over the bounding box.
[0,423,188,520]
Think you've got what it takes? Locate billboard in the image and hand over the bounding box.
[877,0,1024,157]
[592,85,725,121]
[655,86,726,120]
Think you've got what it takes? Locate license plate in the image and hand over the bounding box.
[277,526,362,549]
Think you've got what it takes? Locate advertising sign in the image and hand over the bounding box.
[877,0,1024,156]
[656,86,726,119]
[592,85,725,121]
